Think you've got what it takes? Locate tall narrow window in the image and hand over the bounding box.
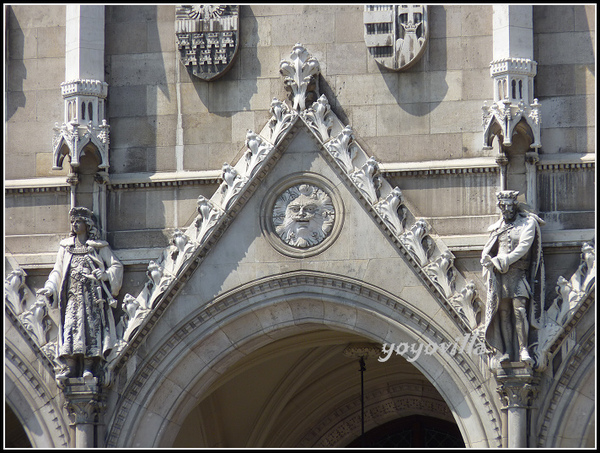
[518,80,523,99]
[511,80,517,99]
[81,102,86,121]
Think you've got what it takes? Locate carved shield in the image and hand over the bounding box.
[175,5,240,81]
[364,5,428,71]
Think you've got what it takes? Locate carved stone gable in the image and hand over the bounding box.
[175,5,239,81]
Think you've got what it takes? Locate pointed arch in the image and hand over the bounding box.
[105,271,502,448]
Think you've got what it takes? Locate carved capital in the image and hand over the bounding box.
[525,151,540,165]
[63,379,106,424]
[495,363,539,409]
[498,382,538,409]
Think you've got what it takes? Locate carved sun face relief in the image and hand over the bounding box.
[261,174,344,258]
[273,184,335,248]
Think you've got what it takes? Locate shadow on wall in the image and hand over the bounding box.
[380,5,448,117]
[105,5,168,175]
[6,6,27,122]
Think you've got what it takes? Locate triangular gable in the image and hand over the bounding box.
[109,44,482,371]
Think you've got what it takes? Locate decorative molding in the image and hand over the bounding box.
[536,330,595,447]
[106,271,501,448]
[5,342,69,448]
[300,384,452,447]
[533,241,595,370]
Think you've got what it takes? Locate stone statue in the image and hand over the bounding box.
[480,191,544,365]
[36,207,123,383]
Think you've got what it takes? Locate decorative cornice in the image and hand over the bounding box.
[490,58,537,77]
[61,79,108,99]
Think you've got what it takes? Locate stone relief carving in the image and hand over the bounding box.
[364,5,428,71]
[449,281,483,331]
[424,250,456,298]
[266,98,297,145]
[175,5,239,81]
[325,126,359,174]
[533,241,595,370]
[280,43,320,111]
[19,297,52,347]
[193,195,224,246]
[480,191,545,366]
[350,156,382,205]
[302,94,334,143]
[218,163,247,210]
[399,218,435,267]
[272,184,336,249]
[5,268,27,315]
[374,187,408,237]
[35,207,123,385]
[243,130,273,179]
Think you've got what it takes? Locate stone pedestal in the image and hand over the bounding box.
[495,362,538,448]
[63,378,106,448]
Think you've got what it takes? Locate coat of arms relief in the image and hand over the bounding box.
[364,5,428,71]
[176,5,240,81]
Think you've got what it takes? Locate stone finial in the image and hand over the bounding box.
[280,43,320,111]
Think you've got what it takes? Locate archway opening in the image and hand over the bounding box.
[172,329,461,448]
[5,402,32,448]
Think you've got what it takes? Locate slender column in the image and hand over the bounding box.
[67,172,79,210]
[63,378,106,448]
[525,151,540,211]
[495,363,539,448]
[496,153,508,191]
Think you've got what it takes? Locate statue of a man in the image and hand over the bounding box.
[480,191,545,365]
[37,207,123,382]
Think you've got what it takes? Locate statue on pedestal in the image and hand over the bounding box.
[480,191,545,365]
[36,207,123,383]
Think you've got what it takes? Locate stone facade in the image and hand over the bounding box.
[4,4,595,448]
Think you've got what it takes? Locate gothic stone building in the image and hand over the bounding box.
[4,4,596,448]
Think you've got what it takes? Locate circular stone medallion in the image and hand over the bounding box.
[261,174,344,258]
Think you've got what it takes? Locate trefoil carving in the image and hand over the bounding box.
[280,43,320,111]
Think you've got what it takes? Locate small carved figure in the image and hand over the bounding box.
[480,191,544,365]
[273,184,335,248]
[36,207,123,382]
